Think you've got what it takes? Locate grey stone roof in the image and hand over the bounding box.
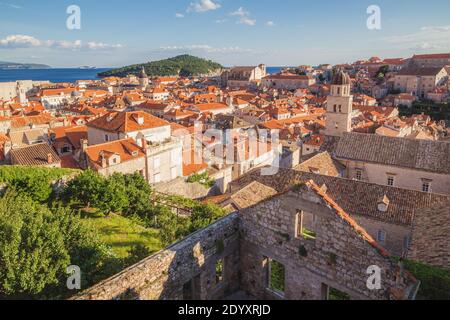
[10,143,61,166]
[230,168,450,226]
[334,132,450,174]
[295,151,345,177]
[409,203,450,269]
[396,67,444,76]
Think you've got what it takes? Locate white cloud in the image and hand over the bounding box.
[0,34,123,51]
[86,42,123,50]
[410,42,443,50]
[230,7,248,17]
[230,7,256,26]
[187,0,221,13]
[158,44,253,54]
[0,2,22,9]
[0,35,41,48]
[239,18,256,26]
[215,19,227,24]
[175,13,185,18]
[266,21,275,27]
[420,26,450,32]
[383,25,450,51]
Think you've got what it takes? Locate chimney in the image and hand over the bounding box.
[100,151,107,168]
[138,137,147,150]
[47,153,53,164]
[81,139,88,152]
[135,115,145,125]
[377,195,390,212]
[3,140,12,162]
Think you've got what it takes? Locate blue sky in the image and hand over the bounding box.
[0,0,450,67]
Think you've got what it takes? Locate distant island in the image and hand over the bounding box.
[0,61,51,70]
[98,54,223,78]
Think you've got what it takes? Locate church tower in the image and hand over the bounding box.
[324,69,353,137]
[138,67,149,88]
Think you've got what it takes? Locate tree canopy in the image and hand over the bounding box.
[0,190,113,299]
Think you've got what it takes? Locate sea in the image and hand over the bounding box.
[0,66,289,83]
[0,68,111,83]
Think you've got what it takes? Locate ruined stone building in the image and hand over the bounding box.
[73,168,432,301]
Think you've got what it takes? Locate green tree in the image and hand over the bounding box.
[0,191,69,298]
[157,206,190,247]
[10,175,53,203]
[63,170,104,208]
[122,173,153,218]
[0,190,117,299]
[125,244,151,266]
[189,203,226,233]
[376,65,389,79]
[97,173,129,216]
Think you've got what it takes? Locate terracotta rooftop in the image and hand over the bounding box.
[87,111,170,133]
[412,53,450,59]
[85,138,145,168]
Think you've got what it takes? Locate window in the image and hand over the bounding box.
[153,156,161,169]
[104,134,109,142]
[323,284,351,300]
[333,105,337,112]
[403,235,412,251]
[61,145,71,154]
[171,167,178,179]
[267,259,285,296]
[215,259,224,284]
[153,173,161,184]
[355,170,362,181]
[338,105,342,113]
[337,87,341,95]
[295,211,317,240]
[422,182,431,193]
[387,176,395,187]
[377,230,387,244]
[171,149,181,166]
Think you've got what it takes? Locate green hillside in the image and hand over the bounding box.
[98,54,223,78]
[0,61,51,69]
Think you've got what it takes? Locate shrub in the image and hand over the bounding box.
[0,190,114,299]
[403,260,450,300]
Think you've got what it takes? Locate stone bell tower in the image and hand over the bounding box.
[324,69,353,137]
[139,67,149,89]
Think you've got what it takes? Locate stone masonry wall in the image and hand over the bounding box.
[409,204,450,269]
[73,213,240,300]
[352,215,411,257]
[239,191,411,300]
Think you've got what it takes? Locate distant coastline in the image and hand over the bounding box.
[0,67,287,83]
[0,68,112,83]
[0,61,51,70]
